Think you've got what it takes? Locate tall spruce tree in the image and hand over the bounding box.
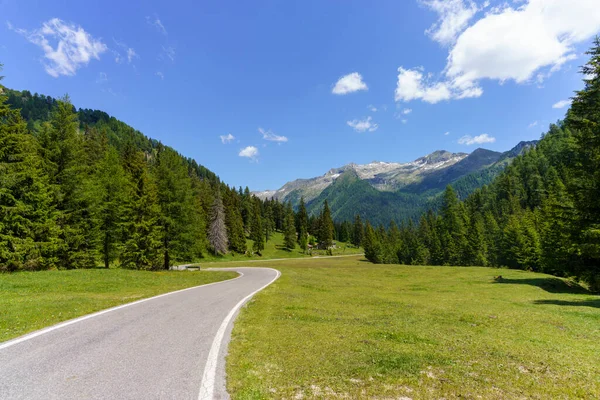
[250,199,264,254]
[0,71,58,271]
[94,146,128,268]
[318,200,335,249]
[283,202,296,250]
[224,189,246,254]
[120,143,163,270]
[297,197,309,240]
[352,214,364,247]
[39,97,97,268]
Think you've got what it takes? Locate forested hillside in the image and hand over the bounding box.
[0,67,341,271]
[361,40,600,291]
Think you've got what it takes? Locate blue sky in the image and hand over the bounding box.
[1,0,599,191]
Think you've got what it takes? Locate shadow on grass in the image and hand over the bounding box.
[533,299,600,309]
[493,276,589,294]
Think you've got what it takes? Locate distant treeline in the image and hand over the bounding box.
[0,69,342,272]
[359,39,600,291]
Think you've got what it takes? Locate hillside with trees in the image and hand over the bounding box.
[361,39,600,291]
[0,66,343,271]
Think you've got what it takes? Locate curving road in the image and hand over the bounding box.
[0,267,279,400]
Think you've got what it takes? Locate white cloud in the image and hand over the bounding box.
[347,116,378,133]
[239,146,259,160]
[220,133,235,144]
[458,133,496,145]
[401,108,412,115]
[146,15,167,35]
[332,72,368,95]
[96,72,108,83]
[161,45,175,62]
[395,67,471,104]
[113,39,138,65]
[444,131,450,135]
[399,0,600,104]
[368,104,378,112]
[10,18,106,77]
[422,0,479,45]
[401,119,408,124]
[528,120,538,128]
[259,127,288,143]
[127,48,138,63]
[155,71,164,80]
[552,99,571,109]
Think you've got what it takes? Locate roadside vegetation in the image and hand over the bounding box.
[226,256,600,399]
[0,269,237,342]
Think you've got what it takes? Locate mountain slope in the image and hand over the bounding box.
[256,141,537,225]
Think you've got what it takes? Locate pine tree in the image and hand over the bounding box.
[283,202,296,250]
[464,212,487,266]
[318,200,334,249]
[363,222,382,263]
[299,226,308,252]
[224,189,246,254]
[440,186,467,265]
[250,199,264,254]
[39,97,97,268]
[352,214,364,247]
[566,37,600,288]
[297,197,309,241]
[208,190,228,255]
[120,143,163,270]
[95,146,128,268]
[0,71,58,270]
[153,146,201,268]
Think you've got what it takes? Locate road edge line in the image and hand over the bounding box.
[0,271,244,351]
[198,267,281,400]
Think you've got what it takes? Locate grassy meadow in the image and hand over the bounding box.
[225,256,600,399]
[0,269,237,342]
[199,231,363,263]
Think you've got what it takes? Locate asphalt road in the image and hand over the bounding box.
[0,267,279,400]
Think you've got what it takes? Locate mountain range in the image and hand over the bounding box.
[254,141,537,225]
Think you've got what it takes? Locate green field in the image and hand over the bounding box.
[225,256,600,399]
[0,269,237,342]
[199,231,363,263]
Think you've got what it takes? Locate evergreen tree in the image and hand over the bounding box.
[153,146,201,268]
[318,200,334,249]
[0,71,58,271]
[120,144,163,269]
[440,186,467,265]
[224,189,246,254]
[298,226,308,252]
[283,202,296,250]
[351,214,364,247]
[296,197,309,241]
[363,222,382,263]
[94,146,128,268]
[40,97,97,268]
[250,199,264,254]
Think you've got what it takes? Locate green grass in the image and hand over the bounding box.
[225,256,600,399]
[0,268,237,342]
[199,231,363,263]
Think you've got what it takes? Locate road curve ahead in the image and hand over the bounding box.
[0,267,279,400]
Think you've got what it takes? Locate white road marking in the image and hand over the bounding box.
[198,268,281,400]
[0,272,243,351]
